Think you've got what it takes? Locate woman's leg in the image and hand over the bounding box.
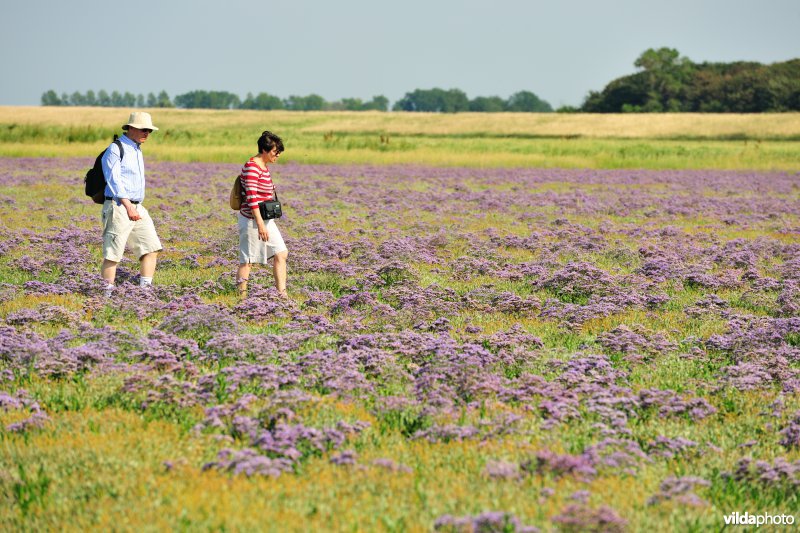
[237,263,251,297]
[273,251,288,298]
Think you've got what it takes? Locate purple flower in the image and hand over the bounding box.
[6,411,50,432]
[202,448,293,477]
[484,460,521,480]
[330,449,358,466]
[434,511,539,533]
[525,449,597,481]
[723,456,800,495]
[646,435,699,459]
[551,504,626,532]
[647,476,710,506]
[779,412,800,449]
[372,458,413,473]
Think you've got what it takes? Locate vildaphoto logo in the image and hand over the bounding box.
[723,512,795,527]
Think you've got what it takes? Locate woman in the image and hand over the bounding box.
[237,130,288,298]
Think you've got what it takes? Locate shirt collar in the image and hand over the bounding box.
[120,133,141,149]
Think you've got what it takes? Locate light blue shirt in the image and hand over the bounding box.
[101,134,146,202]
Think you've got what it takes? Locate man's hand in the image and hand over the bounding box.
[120,199,141,221]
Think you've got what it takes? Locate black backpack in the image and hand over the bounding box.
[85,135,124,204]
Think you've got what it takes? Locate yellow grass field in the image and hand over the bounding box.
[1,106,800,169]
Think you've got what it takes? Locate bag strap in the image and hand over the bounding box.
[258,167,279,202]
[112,134,124,160]
[266,167,278,202]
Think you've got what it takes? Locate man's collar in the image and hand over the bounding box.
[121,133,141,148]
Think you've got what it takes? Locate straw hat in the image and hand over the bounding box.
[122,111,159,131]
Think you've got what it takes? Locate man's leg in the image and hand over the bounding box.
[139,252,158,286]
[101,201,126,293]
[101,259,118,296]
[102,259,118,285]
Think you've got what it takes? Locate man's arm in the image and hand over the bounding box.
[101,142,126,200]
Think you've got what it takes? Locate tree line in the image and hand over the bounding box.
[581,48,800,112]
[40,48,800,113]
[41,90,174,108]
[392,89,552,112]
[40,89,552,113]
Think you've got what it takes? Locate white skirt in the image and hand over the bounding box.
[238,214,287,264]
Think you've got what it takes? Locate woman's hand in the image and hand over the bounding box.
[253,208,269,241]
[258,223,269,242]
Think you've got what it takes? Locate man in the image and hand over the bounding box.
[100,111,163,293]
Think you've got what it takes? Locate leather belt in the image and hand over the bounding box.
[105,197,140,204]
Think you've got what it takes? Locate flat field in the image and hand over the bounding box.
[0,108,799,531]
[1,106,800,169]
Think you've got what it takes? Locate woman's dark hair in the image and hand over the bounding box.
[258,130,284,154]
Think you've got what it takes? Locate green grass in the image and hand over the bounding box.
[1,107,800,169]
[1,108,800,531]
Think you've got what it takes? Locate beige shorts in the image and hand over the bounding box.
[101,201,163,262]
[238,214,288,264]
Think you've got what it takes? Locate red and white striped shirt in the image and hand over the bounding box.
[239,158,275,219]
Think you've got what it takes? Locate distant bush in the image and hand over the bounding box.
[582,47,800,113]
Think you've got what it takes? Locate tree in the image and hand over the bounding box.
[174,90,238,109]
[505,91,553,112]
[283,94,325,111]
[789,89,800,111]
[442,89,469,112]
[263,92,284,109]
[582,73,650,112]
[335,95,388,111]
[69,91,86,106]
[156,90,173,108]
[110,91,124,107]
[393,88,469,112]
[633,47,694,111]
[578,49,800,112]
[339,98,364,111]
[242,92,284,110]
[97,90,111,107]
[85,90,97,106]
[469,96,506,112]
[364,95,389,111]
[41,90,62,106]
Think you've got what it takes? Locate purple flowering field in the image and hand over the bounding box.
[1,155,799,530]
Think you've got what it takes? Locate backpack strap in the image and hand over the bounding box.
[112,134,124,160]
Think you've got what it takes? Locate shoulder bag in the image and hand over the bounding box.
[258,189,282,220]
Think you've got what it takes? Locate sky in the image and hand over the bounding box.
[1,0,798,109]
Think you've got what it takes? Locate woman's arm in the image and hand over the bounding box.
[253,206,269,241]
